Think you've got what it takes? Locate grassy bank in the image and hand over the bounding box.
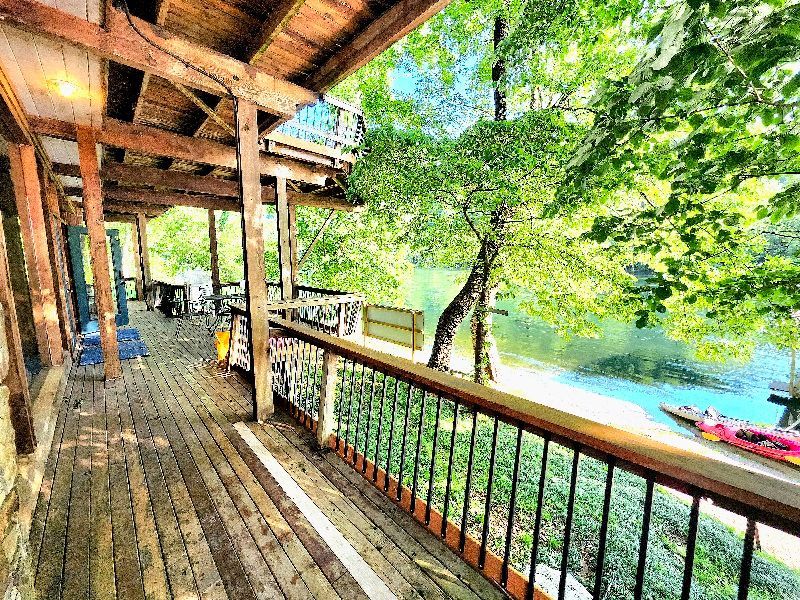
[326,368,800,600]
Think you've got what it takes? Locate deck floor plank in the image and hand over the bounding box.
[61,362,92,599]
[104,371,146,600]
[89,365,116,600]
[32,305,503,600]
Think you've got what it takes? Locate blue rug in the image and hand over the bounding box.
[79,339,150,366]
[82,328,142,346]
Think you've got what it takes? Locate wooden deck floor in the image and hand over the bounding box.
[30,304,504,600]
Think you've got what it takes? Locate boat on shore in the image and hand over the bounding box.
[697,421,800,465]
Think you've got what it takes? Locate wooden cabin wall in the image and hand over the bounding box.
[0,158,38,361]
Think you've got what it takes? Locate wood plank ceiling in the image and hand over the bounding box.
[0,0,103,198]
[109,0,392,180]
[0,0,448,211]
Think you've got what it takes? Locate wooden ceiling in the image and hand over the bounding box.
[0,0,451,213]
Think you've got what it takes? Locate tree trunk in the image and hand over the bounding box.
[790,348,798,397]
[471,284,502,383]
[469,14,509,383]
[427,250,488,372]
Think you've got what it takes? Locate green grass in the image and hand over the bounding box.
[318,365,800,600]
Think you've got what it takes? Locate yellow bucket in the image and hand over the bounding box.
[214,330,231,363]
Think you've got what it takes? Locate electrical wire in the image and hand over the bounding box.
[113,0,234,98]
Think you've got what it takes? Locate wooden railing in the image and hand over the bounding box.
[264,317,800,600]
[227,289,364,375]
[275,95,365,154]
[152,280,188,317]
[265,283,363,336]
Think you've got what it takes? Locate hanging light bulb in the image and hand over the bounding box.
[50,79,79,98]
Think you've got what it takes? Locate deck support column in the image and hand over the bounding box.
[236,99,272,421]
[0,218,35,453]
[135,212,152,309]
[208,209,220,294]
[43,180,73,350]
[316,349,339,448]
[7,144,62,366]
[130,223,144,301]
[77,126,121,380]
[275,177,296,301]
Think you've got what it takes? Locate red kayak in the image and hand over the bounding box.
[697,421,800,465]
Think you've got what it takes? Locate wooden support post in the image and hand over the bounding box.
[275,176,296,302]
[237,99,272,421]
[316,349,339,448]
[77,126,121,379]
[135,212,152,309]
[0,215,35,453]
[208,208,220,294]
[7,144,62,366]
[43,180,73,350]
[130,223,144,300]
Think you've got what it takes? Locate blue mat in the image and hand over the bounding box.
[79,339,150,366]
[82,328,142,346]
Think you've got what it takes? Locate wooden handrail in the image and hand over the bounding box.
[269,316,800,536]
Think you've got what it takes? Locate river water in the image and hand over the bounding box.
[400,268,795,433]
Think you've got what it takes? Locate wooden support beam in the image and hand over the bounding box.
[43,181,73,350]
[135,213,153,310]
[298,209,335,270]
[130,221,144,301]
[275,176,296,302]
[77,127,120,379]
[237,100,273,421]
[0,216,35,453]
[208,209,220,294]
[247,0,307,63]
[33,117,336,186]
[305,0,452,92]
[104,187,239,211]
[7,144,62,366]
[316,349,339,448]
[54,162,363,211]
[0,0,318,116]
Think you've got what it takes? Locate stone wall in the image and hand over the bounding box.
[0,303,33,600]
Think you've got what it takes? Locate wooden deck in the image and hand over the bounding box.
[29,304,504,600]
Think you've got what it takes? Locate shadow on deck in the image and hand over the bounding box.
[30,304,503,600]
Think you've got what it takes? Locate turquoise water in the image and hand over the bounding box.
[400,268,794,432]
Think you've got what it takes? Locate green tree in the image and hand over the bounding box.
[564,0,800,376]
[344,0,650,378]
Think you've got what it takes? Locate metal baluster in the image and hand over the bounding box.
[681,495,700,600]
[558,448,581,600]
[362,369,377,474]
[397,384,414,500]
[441,401,459,537]
[410,391,429,513]
[633,478,655,600]
[384,378,400,492]
[479,416,500,569]
[592,459,615,600]
[335,358,348,451]
[422,394,441,524]
[373,372,388,483]
[737,518,756,600]
[459,410,479,553]
[526,436,550,600]
[352,363,368,466]
[501,427,523,587]
[343,359,358,456]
